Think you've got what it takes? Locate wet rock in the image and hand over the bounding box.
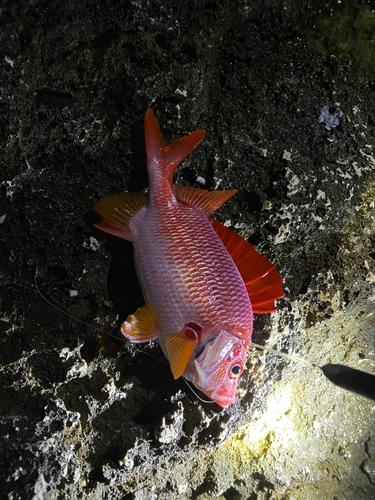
[1,0,375,499]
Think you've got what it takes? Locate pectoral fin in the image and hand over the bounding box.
[120,304,158,343]
[165,329,199,380]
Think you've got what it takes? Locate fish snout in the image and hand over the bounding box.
[191,331,247,407]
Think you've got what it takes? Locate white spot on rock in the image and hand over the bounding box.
[262,200,272,210]
[5,55,14,67]
[282,150,292,161]
[175,88,187,97]
[287,175,300,197]
[82,236,101,251]
[155,401,184,444]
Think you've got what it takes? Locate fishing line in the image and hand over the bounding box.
[251,341,313,367]
[7,272,216,402]
[251,341,375,401]
[33,267,107,333]
[7,281,36,293]
[6,269,122,342]
[181,377,215,404]
[6,271,375,401]
[7,271,172,359]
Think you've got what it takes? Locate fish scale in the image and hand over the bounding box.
[130,203,253,342]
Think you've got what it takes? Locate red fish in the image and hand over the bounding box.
[94,109,284,407]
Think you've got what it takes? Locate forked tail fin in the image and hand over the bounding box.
[144,108,205,198]
[93,109,205,239]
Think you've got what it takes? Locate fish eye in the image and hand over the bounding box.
[231,365,242,377]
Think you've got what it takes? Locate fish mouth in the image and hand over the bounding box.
[204,385,236,407]
[193,359,237,407]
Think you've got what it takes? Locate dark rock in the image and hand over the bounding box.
[1,0,375,499]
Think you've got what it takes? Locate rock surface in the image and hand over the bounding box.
[1,0,375,499]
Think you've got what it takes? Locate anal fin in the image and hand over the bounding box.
[120,304,158,343]
[211,220,284,313]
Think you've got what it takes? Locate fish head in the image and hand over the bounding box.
[185,329,249,408]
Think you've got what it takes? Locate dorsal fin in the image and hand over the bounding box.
[174,185,237,217]
[211,220,284,313]
[93,192,147,241]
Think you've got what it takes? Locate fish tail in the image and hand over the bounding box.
[93,109,205,240]
[145,109,205,198]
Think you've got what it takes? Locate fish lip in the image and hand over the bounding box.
[205,385,236,407]
[192,366,237,407]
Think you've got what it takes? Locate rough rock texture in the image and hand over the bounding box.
[1,0,375,499]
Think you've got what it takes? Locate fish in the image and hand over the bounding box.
[93,108,284,407]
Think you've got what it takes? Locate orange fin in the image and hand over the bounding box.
[120,304,158,343]
[93,192,147,240]
[174,185,237,217]
[145,108,206,182]
[165,325,200,379]
[211,220,284,314]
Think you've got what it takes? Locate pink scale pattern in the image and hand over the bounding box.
[129,200,253,353]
